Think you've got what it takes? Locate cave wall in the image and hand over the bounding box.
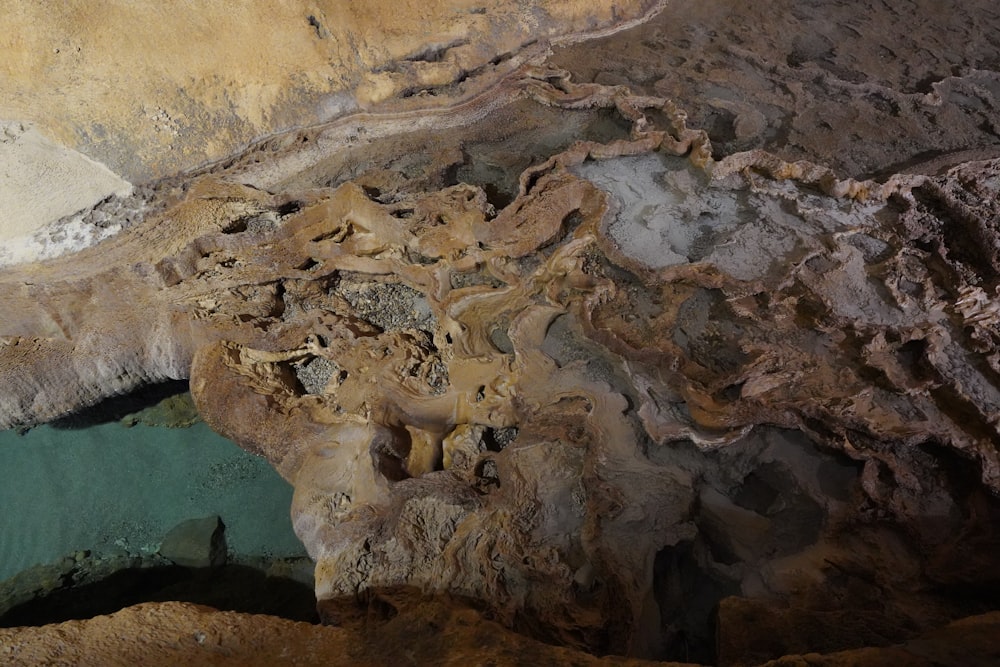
[0,0,662,183]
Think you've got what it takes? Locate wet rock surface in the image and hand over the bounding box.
[159,516,228,569]
[2,0,1000,665]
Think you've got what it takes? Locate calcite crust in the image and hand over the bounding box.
[3,0,1000,664]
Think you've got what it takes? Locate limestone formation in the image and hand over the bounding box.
[0,600,692,667]
[0,0,665,183]
[1,601,997,666]
[2,0,1000,665]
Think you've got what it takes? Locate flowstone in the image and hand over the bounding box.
[3,51,1000,666]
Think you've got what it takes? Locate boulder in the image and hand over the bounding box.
[159,517,227,569]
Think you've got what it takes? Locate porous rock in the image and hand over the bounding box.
[2,0,1000,664]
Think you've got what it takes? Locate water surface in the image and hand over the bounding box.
[0,421,306,583]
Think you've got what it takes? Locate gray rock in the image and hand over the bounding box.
[294,356,339,395]
[159,516,227,568]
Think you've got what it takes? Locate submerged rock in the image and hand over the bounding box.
[159,516,227,569]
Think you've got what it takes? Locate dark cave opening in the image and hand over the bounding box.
[652,539,738,665]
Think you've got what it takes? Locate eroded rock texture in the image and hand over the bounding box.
[552,0,1000,178]
[2,601,998,667]
[3,1,1000,665]
[0,0,664,181]
[0,599,689,667]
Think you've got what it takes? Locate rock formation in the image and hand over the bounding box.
[2,0,1000,665]
[2,601,998,666]
[0,0,664,182]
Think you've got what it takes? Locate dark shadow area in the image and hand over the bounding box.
[652,539,739,665]
[48,379,191,429]
[918,441,1000,607]
[0,564,317,627]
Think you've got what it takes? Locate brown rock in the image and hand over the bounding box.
[3,0,1000,664]
[0,599,694,667]
[0,0,662,182]
[716,597,918,666]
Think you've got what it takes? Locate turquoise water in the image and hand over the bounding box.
[0,421,307,582]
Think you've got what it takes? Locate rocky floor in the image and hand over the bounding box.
[552,0,1000,178]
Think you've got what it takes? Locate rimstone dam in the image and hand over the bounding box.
[2,1,1000,664]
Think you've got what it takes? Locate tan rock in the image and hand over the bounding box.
[0,0,661,183]
[0,121,131,249]
[3,1,1000,663]
[3,70,1000,657]
[1,601,997,666]
[0,599,691,667]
